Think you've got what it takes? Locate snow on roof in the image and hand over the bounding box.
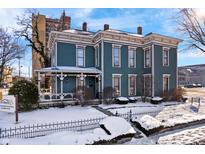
[63,29,94,36]
[133,115,161,130]
[107,29,143,37]
[99,116,136,136]
[36,66,102,74]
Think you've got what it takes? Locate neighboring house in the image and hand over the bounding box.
[178,64,205,86]
[0,67,13,87]
[35,22,182,101]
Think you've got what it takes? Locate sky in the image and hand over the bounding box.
[0,8,204,77]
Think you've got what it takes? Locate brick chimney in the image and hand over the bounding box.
[82,22,87,31]
[60,10,71,30]
[104,24,109,31]
[137,26,142,35]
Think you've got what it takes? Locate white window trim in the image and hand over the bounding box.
[162,47,170,66]
[76,45,86,67]
[112,74,122,96]
[163,74,171,92]
[128,46,137,68]
[112,44,121,67]
[95,45,100,67]
[143,46,152,68]
[128,74,137,96]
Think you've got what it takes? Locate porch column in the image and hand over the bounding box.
[60,72,64,100]
[37,71,41,95]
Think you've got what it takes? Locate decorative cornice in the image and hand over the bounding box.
[48,30,183,51]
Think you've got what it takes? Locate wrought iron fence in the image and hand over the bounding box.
[0,110,160,139]
[0,117,106,139]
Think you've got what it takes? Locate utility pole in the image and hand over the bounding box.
[16,55,23,80]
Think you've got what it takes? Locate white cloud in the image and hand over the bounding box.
[0,8,25,30]
[178,50,205,59]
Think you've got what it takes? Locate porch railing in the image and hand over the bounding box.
[39,92,74,102]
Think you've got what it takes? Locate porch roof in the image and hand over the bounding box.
[35,66,102,74]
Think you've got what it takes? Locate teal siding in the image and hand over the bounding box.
[103,42,149,96]
[154,45,177,96]
[57,76,76,93]
[85,46,95,67]
[57,42,76,66]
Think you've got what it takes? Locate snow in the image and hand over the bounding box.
[116,97,129,101]
[0,106,107,129]
[38,66,101,74]
[106,103,164,115]
[0,116,135,145]
[156,103,205,127]
[152,97,163,101]
[133,115,161,130]
[158,125,205,145]
[99,116,136,136]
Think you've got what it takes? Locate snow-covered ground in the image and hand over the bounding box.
[0,106,107,129]
[155,102,205,127]
[100,102,179,115]
[0,116,135,145]
[158,125,205,144]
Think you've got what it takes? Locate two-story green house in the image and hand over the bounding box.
[36,22,182,101]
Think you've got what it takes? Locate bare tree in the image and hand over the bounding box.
[0,27,24,83]
[176,9,205,52]
[14,9,50,68]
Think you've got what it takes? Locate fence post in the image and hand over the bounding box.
[15,95,19,124]
[129,110,132,121]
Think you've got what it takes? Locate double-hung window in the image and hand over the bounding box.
[112,45,121,67]
[128,75,137,96]
[128,48,136,68]
[163,47,169,66]
[144,47,151,68]
[76,46,85,67]
[112,75,121,96]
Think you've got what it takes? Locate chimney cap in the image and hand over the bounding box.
[82,22,87,31]
[137,26,142,35]
[104,24,109,31]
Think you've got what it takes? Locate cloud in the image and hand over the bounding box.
[0,8,25,30]
[178,50,205,59]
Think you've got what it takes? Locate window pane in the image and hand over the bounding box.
[77,47,84,66]
[113,47,120,66]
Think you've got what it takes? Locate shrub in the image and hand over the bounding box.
[9,80,39,111]
[171,87,185,101]
[103,87,116,104]
[74,86,93,106]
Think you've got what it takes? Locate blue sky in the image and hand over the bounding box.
[0,8,204,77]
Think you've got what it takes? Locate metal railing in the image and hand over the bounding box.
[0,110,160,139]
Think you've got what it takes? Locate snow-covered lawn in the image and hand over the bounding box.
[0,106,107,129]
[0,116,135,145]
[155,102,205,127]
[100,102,179,115]
[158,125,205,144]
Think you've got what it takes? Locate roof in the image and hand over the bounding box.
[35,66,102,74]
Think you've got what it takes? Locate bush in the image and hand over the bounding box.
[103,87,116,104]
[74,86,93,106]
[9,80,39,111]
[162,87,185,102]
